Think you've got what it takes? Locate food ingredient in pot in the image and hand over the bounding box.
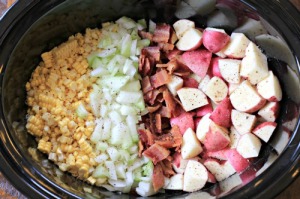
[26,17,155,196]
[25,16,283,197]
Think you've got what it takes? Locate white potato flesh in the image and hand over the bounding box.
[240,42,269,85]
[177,87,208,111]
[167,75,184,96]
[173,19,195,39]
[181,128,203,159]
[164,174,184,190]
[230,80,265,113]
[223,33,250,58]
[204,160,236,182]
[205,76,228,103]
[257,71,282,102]
[231,109,256,135]
[219,59,241,84]
[237,133,262,158]
[183,160,208,192]
[196,113,212,142]
[176,28,203,51]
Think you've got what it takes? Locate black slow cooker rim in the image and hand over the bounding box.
[0,0,299,199]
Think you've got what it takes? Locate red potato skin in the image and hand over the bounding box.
[206,148,228,160]
[186,38,203,52]
[181,50,212,78]
[172,152,182,168]
[253,122,277,131]
[224,149,250,173]
[240,167,257,185]
[170,111,195,135]
[210,184,222,196]
[252,121,277,142]
[183,77,199,88]
[245,98,267,113]
[207,171,217,183]
[210,57,223,79]
[205,148,249,173]
[194,117,202,128]
[268,96,280,102]
[203,123,230,151]
[209,97,232,128]
[203,29,230,53]
[271,102,280,119]
[196,100,213,117]
[175,55,193,72]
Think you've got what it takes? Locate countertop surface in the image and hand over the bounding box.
[0,0,299,198]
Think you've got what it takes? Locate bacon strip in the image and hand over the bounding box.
[144,89,163,105]
[160,159,175,178]
[147,104,162,113]
[153,24,171,43]
[155,113,162,133]
[138,140,144,157]
[169,29,178,44]
[158,42,174,51]
[141,76,153,94]
[156,59,178,74]
[143,57,152,76]
[138,129,154,147]
[142,143,170,165]
[152,163,165,192]
[163,89,177,117]
[165,49,182,61]
[138,53,146,73]
[143,46,161,62]
[138,30,153,41]
[167,59,179,74]
[149,113,156,134]
[155,125,182,148]
[157,106,171,118]
[150,69,171,88]
[173,70,191,77]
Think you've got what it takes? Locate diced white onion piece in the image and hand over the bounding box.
[128,159,145,172]
[115,163,126,179]
[90,119,104,143]
[108,180,127,188]
[116,91,143,104]
[126,114,139,142]
[100,118,112,140]
[149,19,156,33]
[109,111,123,124]
[105,161,117,180]
[96,142,108,152]
[122,80,141,92]
[110,123,129,145]
[120,105,137,116]
[107,147,120,161]
[131,39,137,57]
[98,48,117,57]
[95,154,109,163]
[116,16,137,29]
